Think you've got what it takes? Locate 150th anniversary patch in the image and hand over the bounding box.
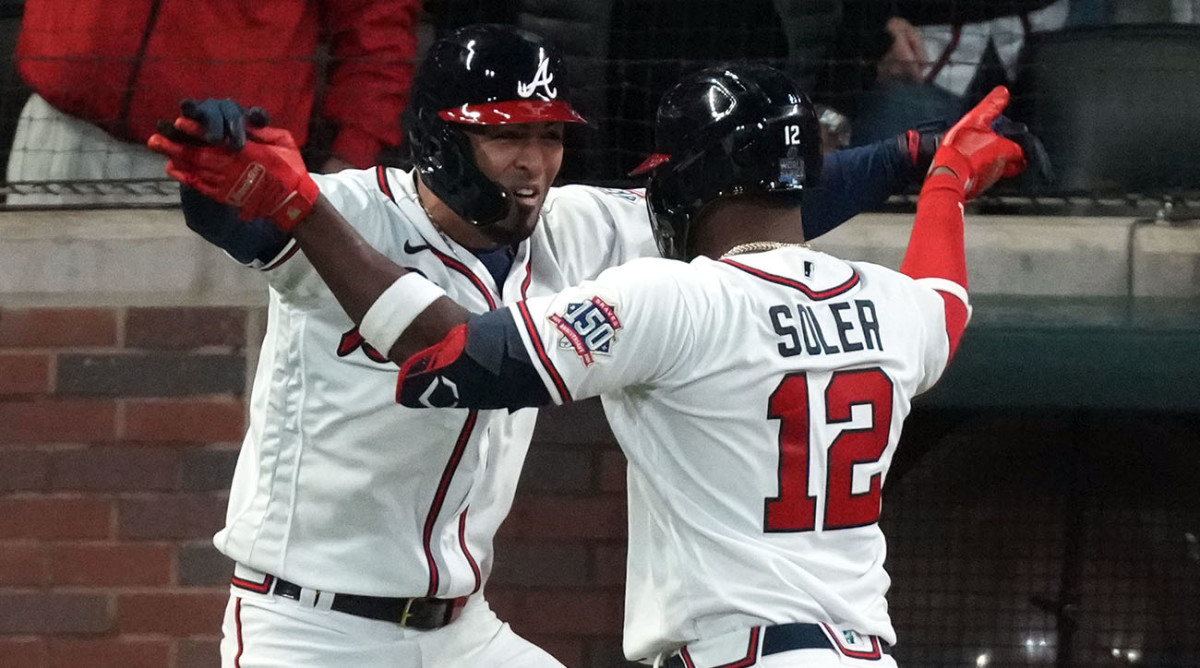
[548,297,622,366]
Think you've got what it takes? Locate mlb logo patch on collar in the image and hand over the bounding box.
[548,297,622,366]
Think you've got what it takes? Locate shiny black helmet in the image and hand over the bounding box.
[630,64,822,259]
[405,24,587,225]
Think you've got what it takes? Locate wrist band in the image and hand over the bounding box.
[360,273,448,357]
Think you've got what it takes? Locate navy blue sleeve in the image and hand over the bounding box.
[397,309,551,410]
[801,138,921,241]
[180,186,290,266]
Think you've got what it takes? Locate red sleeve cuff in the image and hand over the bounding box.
[929,148,972,193]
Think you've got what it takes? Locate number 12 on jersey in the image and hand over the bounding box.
[764,368,894,533]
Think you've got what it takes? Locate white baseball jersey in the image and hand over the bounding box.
[215,166,654,597]
[502,247,966,661]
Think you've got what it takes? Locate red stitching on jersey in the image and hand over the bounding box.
[230,573,274,594]
[720,259,860,300]
[376,165,395,203]
[423,410,479,596]
[520,256,533,300]
[234,597,245,668]
[516,300,573,403]
[680,648,697,668]
[430,248,498,310]
[821,623,883,661]
[457,507,482,593]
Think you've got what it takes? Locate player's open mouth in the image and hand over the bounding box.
[513,187,539,204]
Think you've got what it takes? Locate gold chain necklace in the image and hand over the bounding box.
[414,180,467,259]
[722,241,810,257]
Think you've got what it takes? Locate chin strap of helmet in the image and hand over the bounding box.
[406,102,512,226]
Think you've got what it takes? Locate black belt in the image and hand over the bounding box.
[665,623,890,668]
[232,573,465,630]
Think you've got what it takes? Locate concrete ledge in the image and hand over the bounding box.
[3,209,1200,306]
[813,214,1136,297]
[0,209,268,307]
[1132,221,1200,298]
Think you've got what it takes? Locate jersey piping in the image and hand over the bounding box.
[680,627,762,668]
[376,165,396,203]
[719,258,861,300]
[378,165,511,309]
[520,254,533,299]
[423,410,480,596]
[457,508,482,593]
[426,247,498,310]
[514,300,573,403]
[381,165,494,596]
[230,571,274,594]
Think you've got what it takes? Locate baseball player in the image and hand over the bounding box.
[149,25,1017,668]
[151,64,1025,666]
[380,78,1022,666]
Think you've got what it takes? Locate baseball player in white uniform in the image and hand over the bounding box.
[149,25,1019,667]
[377,76,1023,667]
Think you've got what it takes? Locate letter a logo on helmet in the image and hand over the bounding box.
[404,25,586,225]
[517,53,558,100]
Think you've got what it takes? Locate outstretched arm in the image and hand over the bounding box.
[148,118,468,362]
[802,136,920,240]
[806,115,1049,241]
[290,195,470,360]
[900,86,1026,357]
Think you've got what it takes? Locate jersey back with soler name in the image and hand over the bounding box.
[508,247,958,661]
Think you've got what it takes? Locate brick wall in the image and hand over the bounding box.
[0,305,632,668]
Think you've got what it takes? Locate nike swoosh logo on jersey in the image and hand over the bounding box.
[404,240,434,255]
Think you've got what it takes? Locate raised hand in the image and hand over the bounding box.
[148,121,318,232]
[933,86,1027,199]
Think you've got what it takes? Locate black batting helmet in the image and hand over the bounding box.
[630,64,822,260]
[405,24,587,226]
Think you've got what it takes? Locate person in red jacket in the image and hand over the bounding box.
[6,0,418,205]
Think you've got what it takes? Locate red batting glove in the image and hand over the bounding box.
[148,119,319,233]
[933,86,1028,200]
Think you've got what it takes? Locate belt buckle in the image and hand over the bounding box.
[398,597,417,627]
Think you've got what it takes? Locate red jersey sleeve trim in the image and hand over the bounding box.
[515,301,573,404]
[936,289,970,361]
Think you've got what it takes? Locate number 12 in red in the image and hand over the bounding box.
[764,368,894,532]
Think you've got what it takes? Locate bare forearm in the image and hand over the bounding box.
[291,196,470,363]
[292,196,407,322]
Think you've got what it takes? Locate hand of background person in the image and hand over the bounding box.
[878,17,928,84]
[179,98,270,150]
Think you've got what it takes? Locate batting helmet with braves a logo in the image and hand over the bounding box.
[629,64,822,260]
[404,24,587,226]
